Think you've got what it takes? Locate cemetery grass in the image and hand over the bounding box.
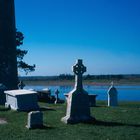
[0,101,140,140]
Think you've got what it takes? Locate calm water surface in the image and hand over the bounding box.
[25,85,140,101]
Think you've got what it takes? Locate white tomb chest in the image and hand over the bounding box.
[5,89,39,111]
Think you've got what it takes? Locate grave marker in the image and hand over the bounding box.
[61,59,95,124]
[26,111,43,129]
[108,82,118,107]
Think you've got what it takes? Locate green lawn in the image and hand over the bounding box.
[0,101,140,140]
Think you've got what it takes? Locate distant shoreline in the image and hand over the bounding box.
[23,79,140,86]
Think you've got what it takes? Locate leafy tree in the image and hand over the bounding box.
[16,29,35,75]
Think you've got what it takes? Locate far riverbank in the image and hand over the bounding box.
[23,79,140,86]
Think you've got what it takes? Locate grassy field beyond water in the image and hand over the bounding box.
[23,79,140,86]
[0,101,140,140]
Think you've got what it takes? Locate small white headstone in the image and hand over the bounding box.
[26,111,43,129]
[107,84,118,107]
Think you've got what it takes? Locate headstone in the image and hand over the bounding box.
[42,88,51,97]
[0,83,7,105]
[37,89,56,103]
[88,94,98,107]
[26,111,43,129]
[107,82,118,107]
[61,59,95,124]
[4,89,39,111]
[0,0,18,89]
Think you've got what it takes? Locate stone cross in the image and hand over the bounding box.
[72,59,86,90]
[111,81,114,86]
[18,81,25,89]
[0,0,18,89]
[55,89,60,100]
[54,89,60,104]
[61,59,95,124]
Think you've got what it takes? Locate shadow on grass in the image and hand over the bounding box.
[85,120,140,128]
[39,106,56,111]
[28,125,55,130]
[0,107,10,111]
[93,105,107,107]
[16,107,56,113]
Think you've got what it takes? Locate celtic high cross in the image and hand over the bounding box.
[72,59,86,90]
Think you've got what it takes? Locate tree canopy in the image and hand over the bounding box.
[16,30,35,75]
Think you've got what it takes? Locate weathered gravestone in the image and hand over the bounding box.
[61,59,95,124]
[26,111,43,129]
[0,0,18,89]
[107,82,118,107]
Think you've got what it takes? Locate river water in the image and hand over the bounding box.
[25,85,140,101]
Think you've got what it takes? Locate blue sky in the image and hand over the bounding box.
[15,0,140,76]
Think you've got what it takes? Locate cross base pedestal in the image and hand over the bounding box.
[61,88,96,124]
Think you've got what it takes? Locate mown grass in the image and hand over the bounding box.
[0,101,140,140]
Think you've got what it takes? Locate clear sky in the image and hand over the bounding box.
[15,0,140,76]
